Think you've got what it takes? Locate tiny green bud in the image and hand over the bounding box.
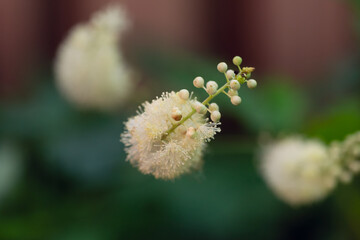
[178,89,190,100]
[230,80,240,90]
[193,76,204,88]
[209,103,219,112]
[246,73,251,79]
[247,79,257,89]
[217,62,228,73]
[242,67,255,73]
[231,95,242,105]
[210,110,221,122]
[232,56,242,66]
[237,75,246,84]
[206,81,218,95]
[228,89,238,96]
[226,70,235,79]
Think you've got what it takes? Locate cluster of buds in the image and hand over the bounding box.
[328,131,360,183]
[121,56,257,179]
[191,56,257,125]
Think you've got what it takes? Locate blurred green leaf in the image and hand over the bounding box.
[41,119,126,187]
[236,78,308,133]
[0,84,76,140]
[304,99,360,143]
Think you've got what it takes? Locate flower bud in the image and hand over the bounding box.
[230,80,240,90]
[226,70,235,79]
[193,76,204,88]
[206,81,218,95]
[171,107,182,121]
[232,56,242,66]
[231,96,242,105]
[237,75,246,84]
[209,103,219,112]
[178,89,189,100]
[247,79,257,89]
[228,89,238,96]
[217,62,227,73]
[210,110,221,122]
[193,101,207,114]
[242,67,255,73]
[186,127,196,138]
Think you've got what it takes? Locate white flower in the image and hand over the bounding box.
[121,91,220,180]
[54,5,132,111]
[260,136,336,206]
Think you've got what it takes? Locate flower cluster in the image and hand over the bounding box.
[121,56,257,179]
[260,137,336,205]
[328,131,360,183]
[260,131,360,206]
[54,4,133,111]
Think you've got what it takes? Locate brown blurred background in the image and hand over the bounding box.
[0,0,356,97]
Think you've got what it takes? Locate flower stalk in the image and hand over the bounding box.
[162,82,230,139]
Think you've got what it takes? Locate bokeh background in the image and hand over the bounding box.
[0,0,360,239]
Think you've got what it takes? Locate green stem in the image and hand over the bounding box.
[161,82,229,140]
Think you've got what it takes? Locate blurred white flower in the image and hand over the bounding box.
[0,143,23,203]
[55,4,133,111]
[329,131,360,182]
[260,136,336,206]
[121,91,220,180]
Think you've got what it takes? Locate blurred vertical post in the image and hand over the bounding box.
[232,0,355,80]
[0,0,42,97]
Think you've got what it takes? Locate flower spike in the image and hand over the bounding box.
[121,56,257,179]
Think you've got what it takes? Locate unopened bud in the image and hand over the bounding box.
[178,89,189,100]
[193,76,204,88]
[193,101,207,114]
[230,80,240,90]
[206,81,218,95]
[247,79,257,89]
[217,62,228,73]
[228,89,238,96]
[209,103,219,112]
[226,70,235,79]
[171,107,182,121]
[232,56,242,66]
[210,110,221,122]
[231,95,242,105]
[242,67,255,73]
[237,75,246,84]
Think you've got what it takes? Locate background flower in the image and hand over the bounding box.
[55,5,133,111]
[260,136,336,205]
